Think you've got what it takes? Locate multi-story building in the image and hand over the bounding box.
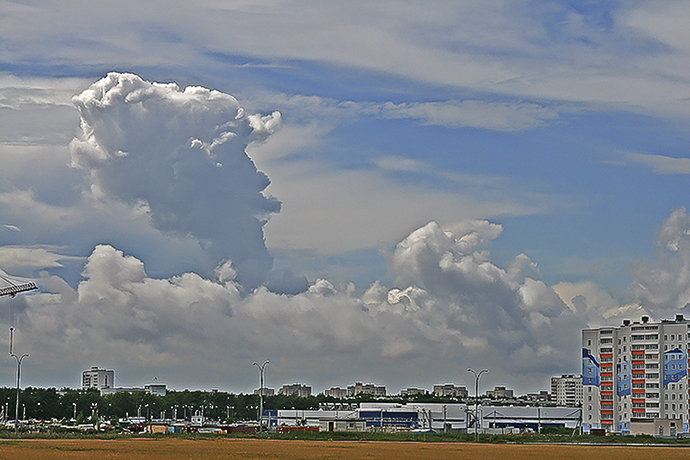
[279,383,312,397]
[583,314,690,433]
[486,386,514,399]
[433,384,468,398]
[82,366,114,390]
[551,375,583,407]
[347,382,386,397]
[253,387,275,396]
[400,387,426,397]
[324,387,348,399]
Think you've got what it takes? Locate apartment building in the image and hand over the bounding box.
[347,382,386,397]
[582,314,689,433]
[324,387,348,399]
[279,383,312,397]
[551,374,583,407]
[433,384,468,398]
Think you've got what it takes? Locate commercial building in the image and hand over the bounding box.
[100,383,167,397]
[551,375,583,407]
[264,403,579,432]
[582,314,690,433]
[279,383,312,397]
[347,382,386,397]
[82,366,114,390]
[433,384,468,398]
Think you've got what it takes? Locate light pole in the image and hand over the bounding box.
[72,402,77,421]
[467,368,488,442]
[9,327,29,434]
[252,360,269,432]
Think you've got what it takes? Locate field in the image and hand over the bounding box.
[0,438,690,459]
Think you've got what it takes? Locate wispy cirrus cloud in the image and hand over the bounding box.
[626,152,690,175]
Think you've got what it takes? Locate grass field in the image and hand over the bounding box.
[0,438,690,459]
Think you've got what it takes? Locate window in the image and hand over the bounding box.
[588,340,591,346]
[672,334,675,340]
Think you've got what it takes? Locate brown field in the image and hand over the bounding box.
[0,438,689,459]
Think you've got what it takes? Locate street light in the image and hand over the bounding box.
[252,360,269,432]
[467,368,488,442]
[8,327,29,434]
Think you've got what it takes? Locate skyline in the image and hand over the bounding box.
[0,1,689,394]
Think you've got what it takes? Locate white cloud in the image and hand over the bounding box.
[3,2,690,119]
[372,100,559,132]
[69,73,282,289]
[1,219,584,392]
[0,245,81,273]
[627,153,690,175]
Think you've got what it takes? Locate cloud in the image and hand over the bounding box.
[371,100,560,132]
[627,207,690,316]
[4,2,690,119]
[2,224,21,232]
[0,245,81,273]
[69,73,282,289]
[626,152,690,175]
[1,218,584,392]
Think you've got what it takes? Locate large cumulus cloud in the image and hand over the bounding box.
[3,219,584,392]
[69,73,281,289]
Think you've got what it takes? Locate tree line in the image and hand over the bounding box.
[0,387,468,422]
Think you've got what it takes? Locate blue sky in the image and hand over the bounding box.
[0,1,689,393]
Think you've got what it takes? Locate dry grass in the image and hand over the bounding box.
[0,438,689,459]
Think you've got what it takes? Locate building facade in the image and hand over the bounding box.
[582,314,690,433]
[82,366,114,390]
[433,384,468,398]
[324,387,348,399]
[253,387,275,396]
[279,383,312,397]
[486,386,514,399]
[347,382,386,397]
[551,375,583,407]
[400,387,426,397]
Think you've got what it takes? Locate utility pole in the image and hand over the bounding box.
[8,327,29,434]
[252,360,269,432]
[467,368,488,442]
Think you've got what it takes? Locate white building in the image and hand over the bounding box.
[582,314,690,433]
[551,375,583,407]
[433,384,468,398]
[347,382,386,397]
[82,366,114,390]
[279,383,312,397]
[324,387,348,399]
[254,387,275,396]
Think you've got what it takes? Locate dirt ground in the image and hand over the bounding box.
[0,438,689,459]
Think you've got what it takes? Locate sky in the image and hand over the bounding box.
[0,0,689,395]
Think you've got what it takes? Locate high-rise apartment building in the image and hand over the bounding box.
[582,314,689,433]
[551,374,583,407]
[82,366,114,390]
[279,383,312,397]
[433,384,468,398]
